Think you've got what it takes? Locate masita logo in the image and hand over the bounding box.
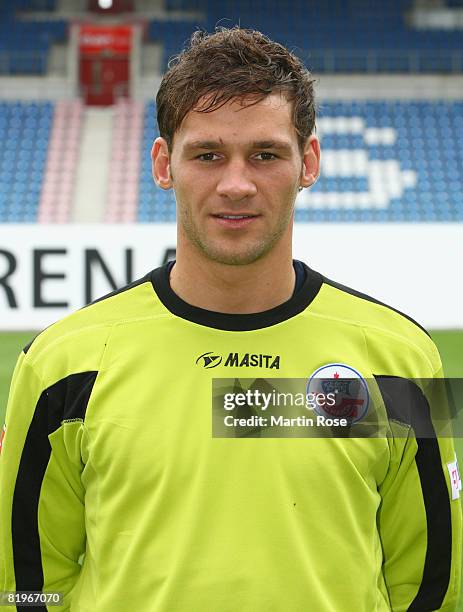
[196,352,223,369]
[196,352,280,369]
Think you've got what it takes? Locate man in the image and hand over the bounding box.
[0,27,461,611]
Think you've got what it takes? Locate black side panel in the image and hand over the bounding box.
[11,371,98,611]
[324,277,430,338]
[375,376,452,612]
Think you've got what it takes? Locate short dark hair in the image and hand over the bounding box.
[156,27,317,152]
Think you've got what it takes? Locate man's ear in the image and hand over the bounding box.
[151,137,173,189]
[300,135,321,189]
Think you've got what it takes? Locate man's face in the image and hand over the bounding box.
[153,93,319,266]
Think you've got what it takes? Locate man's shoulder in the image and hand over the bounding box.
[22,269,161,368]
[311,271,440,373]
[317,274,429,336]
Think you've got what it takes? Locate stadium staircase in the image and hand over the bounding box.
[106,100,144,223]
[39,100,83,223]
[72,107,113,223]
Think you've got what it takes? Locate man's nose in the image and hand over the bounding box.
[216,160,258,201]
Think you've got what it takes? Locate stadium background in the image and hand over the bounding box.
[0,0,462,607]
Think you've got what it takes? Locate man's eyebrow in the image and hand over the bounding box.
[251,140,292,150]
[183,139,292,151]
[183,140,223,151]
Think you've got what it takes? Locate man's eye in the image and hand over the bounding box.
[255,152,277,161]
[197,153,220,161]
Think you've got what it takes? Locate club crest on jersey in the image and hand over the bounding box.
[307,364,369,423]
[196,352,280,369]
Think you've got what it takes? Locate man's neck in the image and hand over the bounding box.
[169,251,296,314]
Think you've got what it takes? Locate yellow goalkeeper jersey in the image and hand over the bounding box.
[0,261,461,611]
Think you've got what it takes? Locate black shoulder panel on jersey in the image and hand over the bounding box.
[23,272,153,354]
[322,276,430,338]
[374,376,452,611]
[23,334,40,355]
[11,371,97,600]
[151,261,323,331]
[85,270,152,307]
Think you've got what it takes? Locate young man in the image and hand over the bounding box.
[1,28,461,611]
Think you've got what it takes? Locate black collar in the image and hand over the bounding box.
[150,260,323,331]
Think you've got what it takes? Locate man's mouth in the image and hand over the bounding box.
[215,214,256,219]
[211,213,260,227]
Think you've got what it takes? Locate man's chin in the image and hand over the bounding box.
[198,243,270,266]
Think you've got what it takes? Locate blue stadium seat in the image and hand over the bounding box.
[151,0,463,73]
[0,1,64,75]
[0,100,53,222]
[137,100,463,223]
